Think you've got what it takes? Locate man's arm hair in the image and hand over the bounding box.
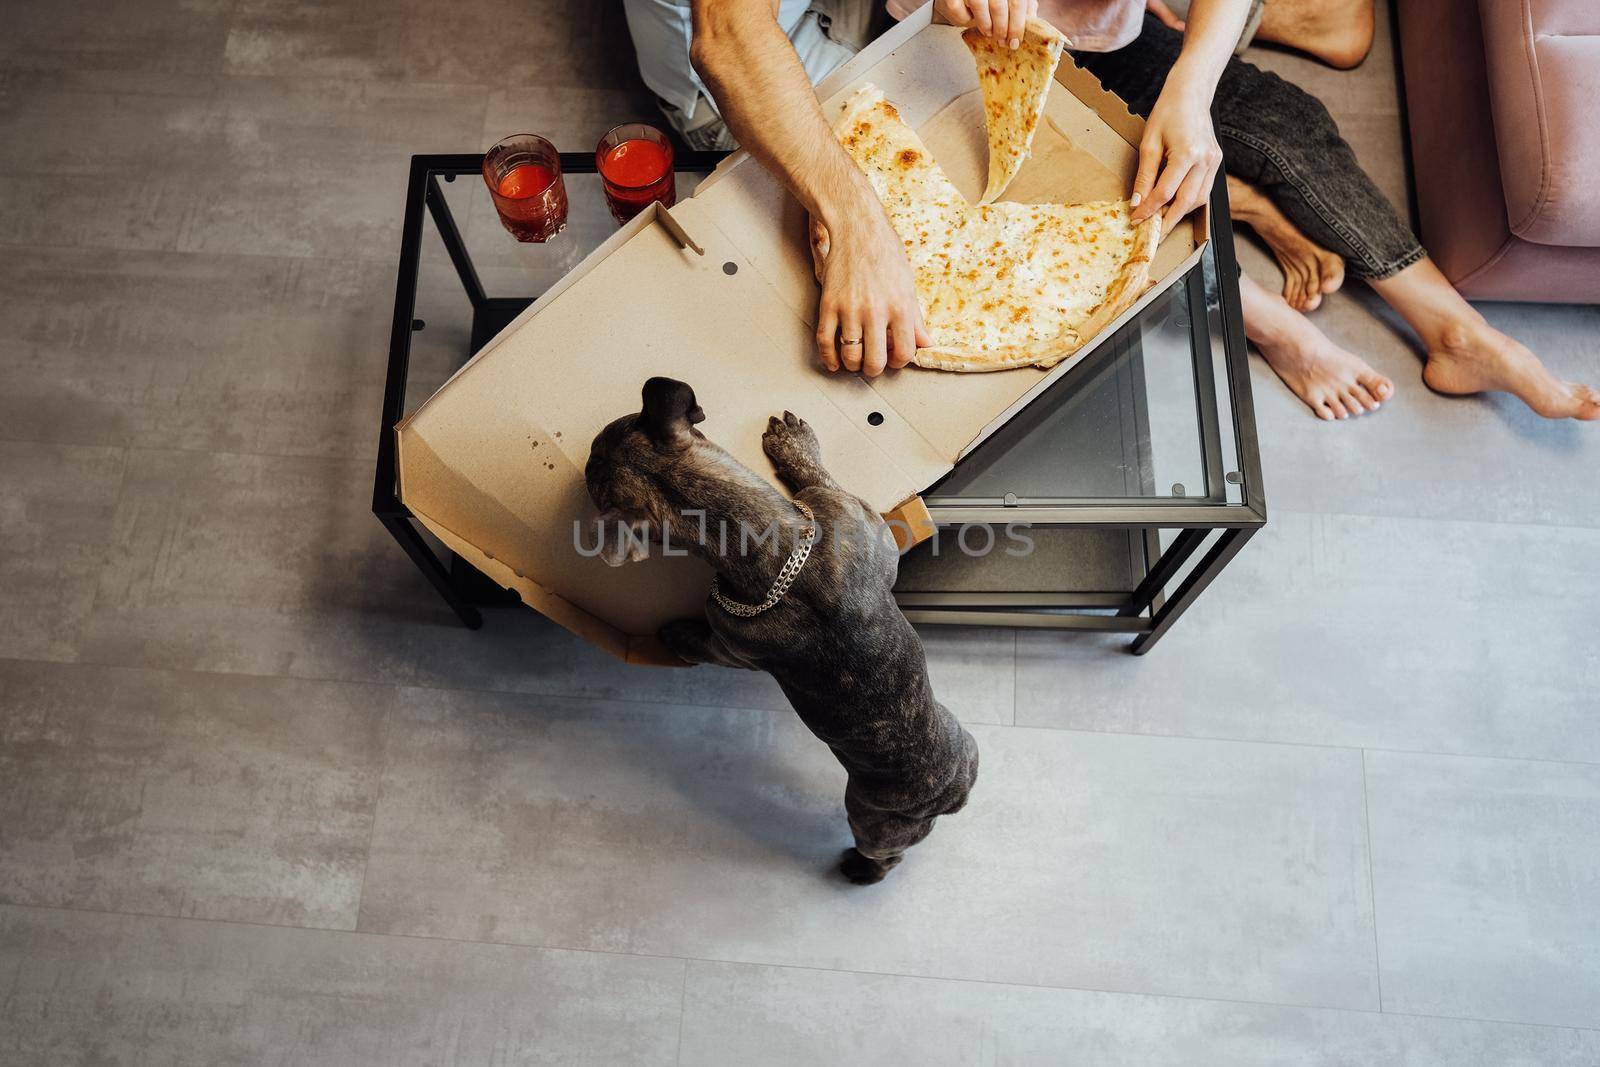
[689,0,879,233]
[690,0,929,376]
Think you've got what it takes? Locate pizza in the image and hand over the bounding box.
[967,18,1068,203]
[824,83,1160,373]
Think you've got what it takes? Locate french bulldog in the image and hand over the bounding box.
[585,377,978,884]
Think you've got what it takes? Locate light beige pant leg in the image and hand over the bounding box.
[805,0,879,52]
[662,0,877,151]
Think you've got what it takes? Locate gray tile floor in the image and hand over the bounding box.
[1,1,1596,1063]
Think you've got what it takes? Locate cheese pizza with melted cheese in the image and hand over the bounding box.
[819,32,1159,373]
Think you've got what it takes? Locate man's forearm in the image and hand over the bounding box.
[1165,0,1251,97]
[689,0,878,232]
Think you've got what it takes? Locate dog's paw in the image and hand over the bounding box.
[657,618,709,664]
[762,410,822,468]
[838,847,890,886]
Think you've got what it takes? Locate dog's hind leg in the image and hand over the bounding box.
[840,819,936,885]
[762,411,842,494]
[840,784,938,885]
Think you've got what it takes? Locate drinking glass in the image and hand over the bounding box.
[596,123,676,226]
[483,134,568,242]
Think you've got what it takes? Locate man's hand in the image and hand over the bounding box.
[934,0,1038,48]
[691,0,930,376]
[1130,85,1222,229]
[811,212,930,377]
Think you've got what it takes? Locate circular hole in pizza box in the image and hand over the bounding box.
[722,261,738,275]
[867,411,884,426]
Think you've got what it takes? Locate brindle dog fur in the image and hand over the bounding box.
[585,377,979,884]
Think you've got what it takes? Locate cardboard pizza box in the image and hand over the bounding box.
[394,5,1209,665]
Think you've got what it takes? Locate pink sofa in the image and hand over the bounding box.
[1398,0,1600,302]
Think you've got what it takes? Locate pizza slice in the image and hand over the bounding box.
[966,17,1068,204]
[817,85,968,277]
[812,85,971,301]
[913,200,1160,372]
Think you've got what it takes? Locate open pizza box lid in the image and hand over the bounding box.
[395,5,1209,665]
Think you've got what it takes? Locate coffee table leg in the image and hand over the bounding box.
[1119,528,1208,618]
[425,176,487,310]
[378,512,484,630]
[1130,526,1256,655]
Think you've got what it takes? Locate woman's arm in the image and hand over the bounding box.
[1130,0,1252,227]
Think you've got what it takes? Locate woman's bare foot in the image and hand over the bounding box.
[1228,176,1346,312]
[1422,321,1600,421]
[1241,273,1392,420]
[1257,0,1375,69]
[1368,258,1600,422]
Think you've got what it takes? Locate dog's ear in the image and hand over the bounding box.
[640,377,705,448]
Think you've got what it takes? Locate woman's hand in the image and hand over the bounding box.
[1130,77,1222,228]
[934,0,1039,48]
[1146,0,1187,31]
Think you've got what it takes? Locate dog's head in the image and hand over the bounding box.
[584,377,713,566]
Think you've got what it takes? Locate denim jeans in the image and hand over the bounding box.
[1075,14,1426,279]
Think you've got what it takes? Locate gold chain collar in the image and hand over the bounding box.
[709,499,817,618]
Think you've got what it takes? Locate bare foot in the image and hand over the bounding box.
[1258,330,1394,421]
[1228,177,1346,312]
[1242,274,1393,420]
[1422,321,1600,421]
[1257,0,1375,69]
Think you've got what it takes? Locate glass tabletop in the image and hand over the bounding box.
[406,159,1258,521]
[402,161,720,420]
[431,165,716,302]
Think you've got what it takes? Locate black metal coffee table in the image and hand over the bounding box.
[374,153,1265,654]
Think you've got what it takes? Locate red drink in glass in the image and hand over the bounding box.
[597,123,675,226]
[483,134,568,242]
